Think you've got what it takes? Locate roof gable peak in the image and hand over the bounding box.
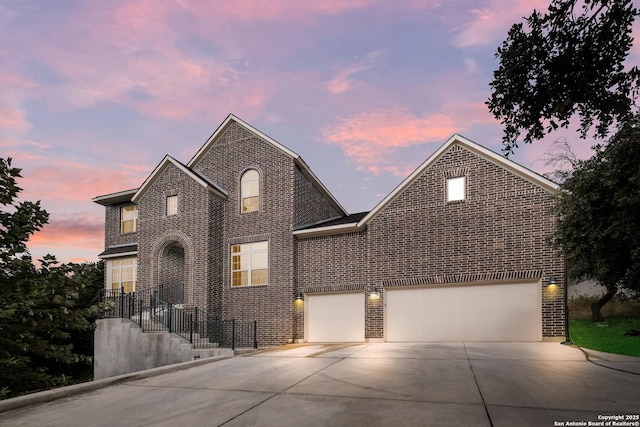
[131,155,227,203]
[187,114,346,215]
[187,114,298,168]
[295,133,559,238]
[357,133,559,226]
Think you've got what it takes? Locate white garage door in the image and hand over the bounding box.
[386,282,541,341]
[306,292,365,342]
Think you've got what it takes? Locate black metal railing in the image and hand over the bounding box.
[99,285,257,350]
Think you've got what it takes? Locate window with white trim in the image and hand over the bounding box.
[231,241,268,287]
[108,257,137,293]
[447,176,466,202]
[120,205,138,234]
[241,169,259,213]
[166,195,178,216]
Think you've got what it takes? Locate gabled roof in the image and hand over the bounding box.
[188,114,347,216]
[92,188,138,206]
[131,155,228,204]
[294,134,559,238]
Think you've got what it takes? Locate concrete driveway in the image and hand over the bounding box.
[0,342,639,427]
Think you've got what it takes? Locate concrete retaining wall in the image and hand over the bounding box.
[94,318,225,380]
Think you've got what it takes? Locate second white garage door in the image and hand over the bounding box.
[385,282,541,341]
[306,292,365,342]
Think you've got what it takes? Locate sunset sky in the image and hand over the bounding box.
[2,0,639,263]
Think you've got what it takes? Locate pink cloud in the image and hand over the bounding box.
[8,2,252,121]
[0,139,55,162]
[323,109,458,172]
[360,164,419,177]
[4,1,447,126]
[0,104,30,132]
[325,51,386,95]
[183,0,375,23]
[20,0,445,123]
[453,0,549,48]
[133,76,274,121]
[16,159,150,206]
[170,0,439,25]
[0,73,36,133]
[2,146,141,262]
[67,1,379,117]
[442,102,494,126]
[28,212,104,251]
[46,44,244,119]
[0,72,34,88]
[325,67,363,95]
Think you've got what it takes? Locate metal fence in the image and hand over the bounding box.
[100,286,257,350]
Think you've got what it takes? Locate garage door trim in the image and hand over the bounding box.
[305,291,365,343]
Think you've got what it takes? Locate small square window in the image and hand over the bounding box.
[447,176,465,202]
[166,195,178,216]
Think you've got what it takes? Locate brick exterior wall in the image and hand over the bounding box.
[293,165,342,227]
[295,143,565,340]
[159,243,184,298]
[369,145,561,282]
[189,122,341,345]
[207,193,225,316]
[104,204,138,248]
[136,162,220,310]
[96,120,566,347]
[367,144,564,338]
[295,231,368,339]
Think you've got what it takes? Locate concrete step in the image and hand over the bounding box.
[132,321,227,351]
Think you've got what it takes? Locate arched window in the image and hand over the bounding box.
[241,169,259,213]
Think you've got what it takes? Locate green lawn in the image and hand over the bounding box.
[570,318,640,357]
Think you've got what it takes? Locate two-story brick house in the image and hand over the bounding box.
[93,114,566,346]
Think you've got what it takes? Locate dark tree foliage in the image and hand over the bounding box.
[553,118,640,321]
[0,158,105,399]
[66,261,105,379]
[0,158,49,269]
[488,0,640,155]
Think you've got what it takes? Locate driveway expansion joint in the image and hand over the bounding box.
[218,345,370,426]
[464,342,495,427]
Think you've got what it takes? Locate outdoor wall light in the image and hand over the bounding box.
[548,276,557,286]
[294,292,304,301]
[369,286,380,300]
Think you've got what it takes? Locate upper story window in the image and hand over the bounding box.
[241,169,259,213]
[231,241,268,287]
[120,205,138,234]
[166,195,178,216]
[447,176,466,202]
